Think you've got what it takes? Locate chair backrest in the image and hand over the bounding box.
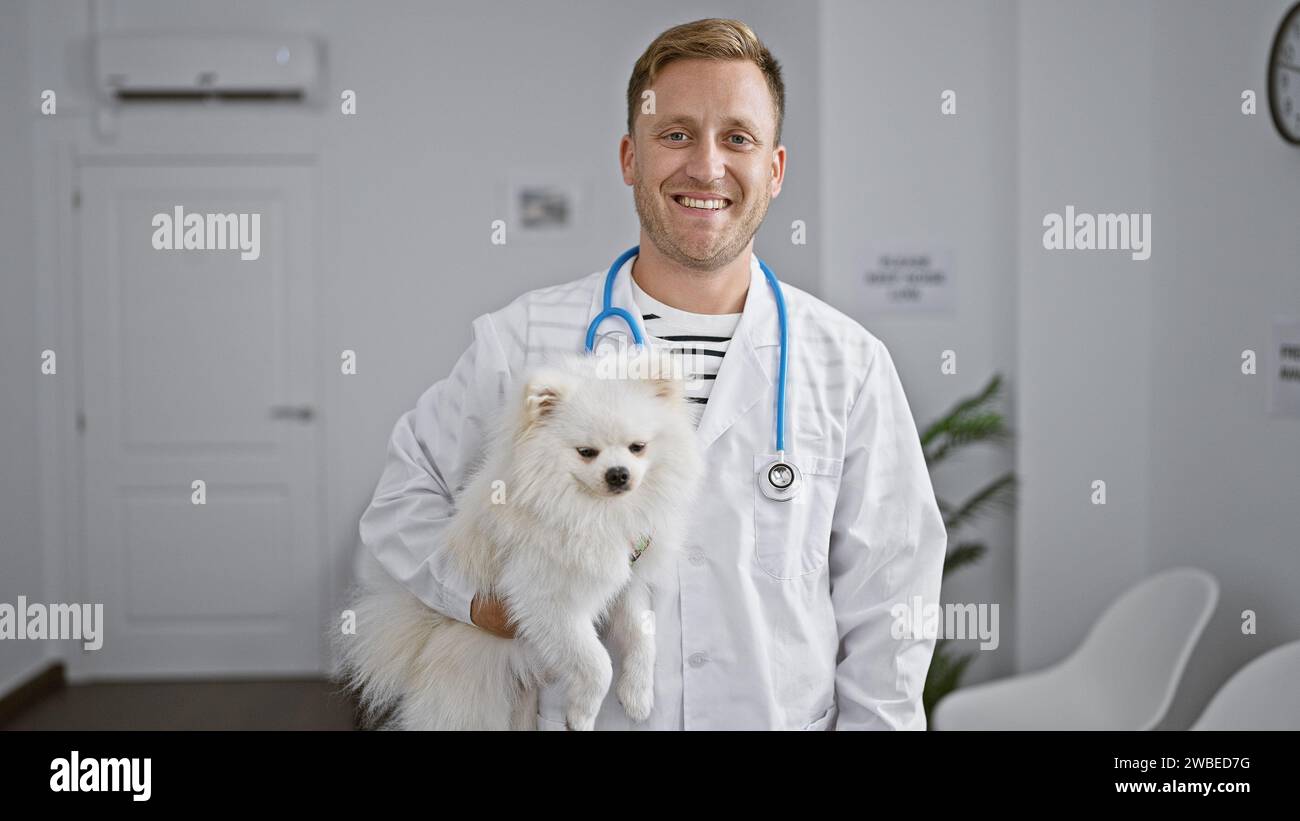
[1191,640,1300,730]
[1060,567,1218,729]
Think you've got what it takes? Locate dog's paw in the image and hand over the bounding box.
[565,709,597,732]
[617,671,654,723]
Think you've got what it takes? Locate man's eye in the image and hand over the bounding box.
[576,447,599,459]
[665,132,688,142]
[729,134,751,145]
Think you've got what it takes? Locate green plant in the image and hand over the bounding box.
[919,373,1018,725]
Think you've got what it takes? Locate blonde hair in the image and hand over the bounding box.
[626,18,785,145]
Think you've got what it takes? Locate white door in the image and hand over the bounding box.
[78,162,322,677]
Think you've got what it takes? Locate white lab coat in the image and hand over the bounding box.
[359,252,947,730]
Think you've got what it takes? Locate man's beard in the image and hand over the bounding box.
[632,173,770,272]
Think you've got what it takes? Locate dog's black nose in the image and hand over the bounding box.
[605,466,629,488]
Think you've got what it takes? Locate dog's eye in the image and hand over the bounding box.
[628,442,646,454]
[576,447,599,459]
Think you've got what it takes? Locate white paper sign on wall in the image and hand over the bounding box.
[857,246,954,315]
[1267,317,1300,418]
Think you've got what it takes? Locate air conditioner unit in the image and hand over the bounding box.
[95,34,320,102]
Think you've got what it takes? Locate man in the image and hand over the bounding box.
[359,18,947,730]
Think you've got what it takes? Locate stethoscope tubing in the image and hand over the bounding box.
[585,245,646,351]
[584,245,790,459]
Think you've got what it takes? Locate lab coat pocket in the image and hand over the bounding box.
[753,453,844,580]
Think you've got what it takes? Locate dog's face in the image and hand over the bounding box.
[517,351,690,500]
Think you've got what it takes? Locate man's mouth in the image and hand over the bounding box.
[671,194,733,213]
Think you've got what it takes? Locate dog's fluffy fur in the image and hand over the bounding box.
[337,348,703,730]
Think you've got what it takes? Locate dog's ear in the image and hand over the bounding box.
[523,369,570,422]
[649,373,685,403]
[640,347,685,403]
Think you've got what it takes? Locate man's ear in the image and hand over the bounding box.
[619,133,636,186]
[769,143,786,199]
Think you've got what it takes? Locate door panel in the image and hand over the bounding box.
[79,163,321,676]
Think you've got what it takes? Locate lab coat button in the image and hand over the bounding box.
[688,652,708,667]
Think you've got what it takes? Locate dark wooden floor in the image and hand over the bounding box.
[1,679,361,730]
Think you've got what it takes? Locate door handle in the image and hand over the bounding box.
[269,404,315,422]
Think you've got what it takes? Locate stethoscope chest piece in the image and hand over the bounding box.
[759,456,802,502]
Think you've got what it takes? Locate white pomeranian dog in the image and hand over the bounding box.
[338,347,704,730]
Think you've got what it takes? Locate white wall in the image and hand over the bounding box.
[1018,0,1300,728]
[0,0,49,693]
[1016,0,1154,676]
[821,0,1020,683]
[1145,0,1300,729]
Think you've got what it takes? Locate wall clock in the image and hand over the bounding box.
[1269,1,1300,144]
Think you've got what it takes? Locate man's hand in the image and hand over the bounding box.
[470,594,518,639]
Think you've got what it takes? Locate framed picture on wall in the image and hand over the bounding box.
[500,170,592,242]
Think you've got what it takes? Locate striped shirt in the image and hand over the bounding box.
[630,274,742,427]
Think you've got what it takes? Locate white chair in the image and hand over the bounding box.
[1191,640,1300,730]
[932,567,1218,730]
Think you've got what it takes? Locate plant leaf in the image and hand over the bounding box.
[944,473,1018,533]
[926,412,1012,466]
[942,542,986,578]
[920,373,1003,449]
[936,497,954,520]
[923,640,976,722]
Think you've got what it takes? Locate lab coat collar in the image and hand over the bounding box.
[586,250,781,452]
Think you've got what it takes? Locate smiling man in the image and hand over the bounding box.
[359,18,948,730]
[623,49,782,315]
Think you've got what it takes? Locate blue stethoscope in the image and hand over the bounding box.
[584,245,802,502]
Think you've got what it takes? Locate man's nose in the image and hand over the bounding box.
[685,138,726,183]
[605,466,630,488]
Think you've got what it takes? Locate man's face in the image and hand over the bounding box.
[621,58,785,272]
